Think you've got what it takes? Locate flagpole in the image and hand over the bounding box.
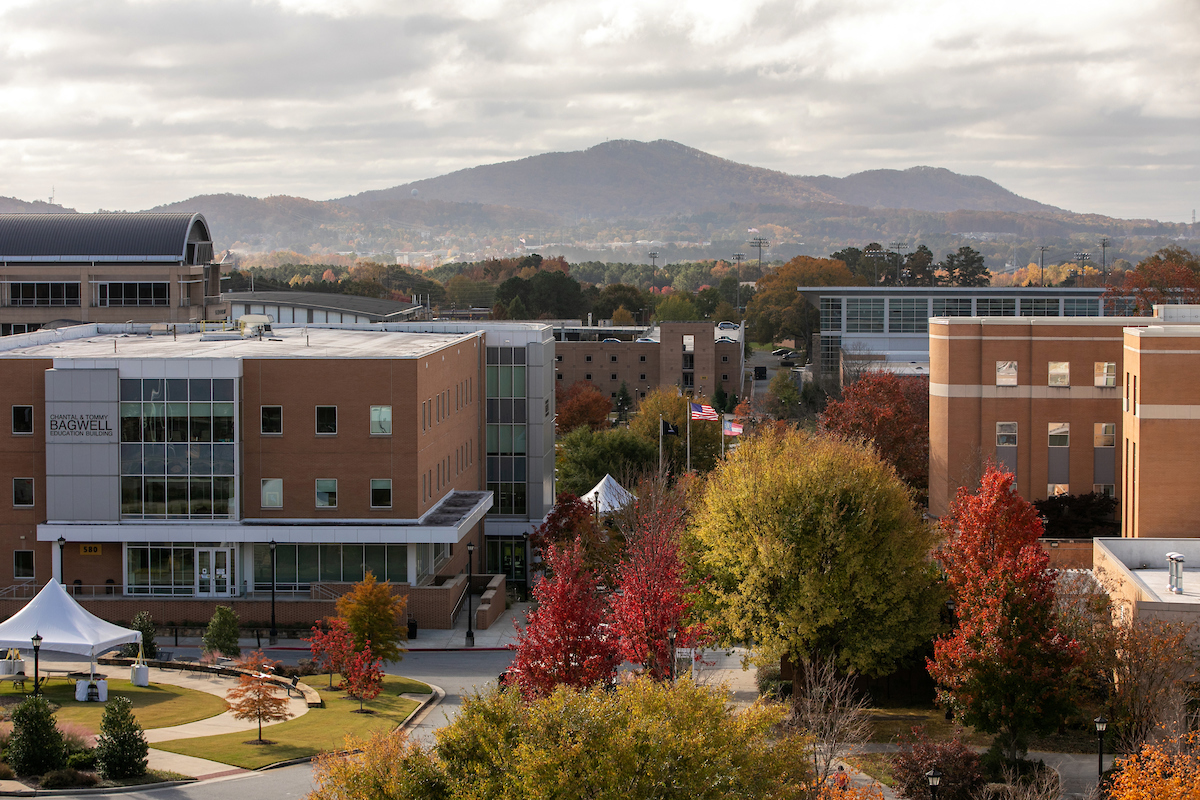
[687,406,692,473]
[659,413,663,474]
[720,412,725,458]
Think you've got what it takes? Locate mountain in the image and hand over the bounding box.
[337,140,841,220]
[803,166,1062,215]
[0,197,75,213]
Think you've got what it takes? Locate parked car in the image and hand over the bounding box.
[602,338,621,343]
[717,321,739,330]
[771,348,790,356]
[636,337,656,343]
[780,358,796,367]
[717,336,736,343]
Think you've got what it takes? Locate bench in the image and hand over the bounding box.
[0,672,26,690]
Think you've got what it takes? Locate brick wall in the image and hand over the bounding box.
[1042,540,1094,570]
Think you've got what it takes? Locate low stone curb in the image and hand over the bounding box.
[98,656,324,708]
[0,779,196,797]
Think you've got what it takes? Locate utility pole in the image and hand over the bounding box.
[750,237,769,270]
[890,241,909,285]
[1099,237,1110,279]
[732,253,746,317]
[1038,246,1050,287]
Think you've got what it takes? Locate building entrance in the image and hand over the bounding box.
[196,548,234,597]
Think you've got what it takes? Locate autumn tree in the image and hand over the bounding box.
[820,373,929,501]
[1107,733,1200,800]
[226,650,293,742]
[928,466,1083,762]
[655,293,700,321]
[343,642,385,712]
[890,726,985,800]
[510,539,621,697]
[1107,618,1197,753]
[941,246,990,287]
[335,571,408,664]
[745,255,863,350]
[691,428,943,677]
[308,617,355,689]
[764,370,803,420]
[627,388,721,473]
[555,380,612,434]
[529,492,622,586]
[1105,245,1200,312]
[611,305,635,325]
[554,425,656,498]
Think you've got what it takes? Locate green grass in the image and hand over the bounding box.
[0,679,227,734]
[152,675,429,770]
[846,753,898,788]
[866,704,990,747]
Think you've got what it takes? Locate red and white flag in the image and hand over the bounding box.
[690,402,718,421]
[723,419,744,436]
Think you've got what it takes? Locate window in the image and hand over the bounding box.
[370,405,392,435]
[261,406,282,434]
[846,299,884,332]
[996,361,1018,386]
[722,355,729,362]
[1048,423,1069,447]
[371,479,392,508]
[820,297,842,332]
[639,355,647,362]
[640,392,646,399]
[13,478,33,507]
[933,298,972,316]
[585,355,592,362]
[1093,484,1115,498]
[13,551,33,580]
[996,422,1017,447]
[1094,362,1117,387]
[1047,484,1070,497]
[556,374,563,380]
[315,479,338,508]
[978,298,1016,316]
[555,355,563,362]
[1021,298,1060,316]
[611,392,617,398]
[585,373,592,380]
[722,374,729,381]
[261,479,283,508]
[610,373,617,381]
[96,282,168,307]
[10,281,81,307]
[1094,423,1116,448]
[888,298,929,333]
[12,405,33,435]
[610,355,617,363]
[1065,298,1100,317]
[683,335,695,352]
[1048,361,1070,387]
[640,373,647,380]
[316,406,337,434]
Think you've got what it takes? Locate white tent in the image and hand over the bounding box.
[0,580,140,674]
[580,474,635,514]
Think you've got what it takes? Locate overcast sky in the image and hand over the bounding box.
[0,0,1196,221]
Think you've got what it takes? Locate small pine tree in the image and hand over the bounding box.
[119,611,158,659]
[95,696,148,780]
[713,385,728,414]
[8,696,66,776]
[507,295,529,319]
[202,605,241,658]
[614,383,633,423]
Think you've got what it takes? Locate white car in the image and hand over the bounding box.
[717,321,739,330]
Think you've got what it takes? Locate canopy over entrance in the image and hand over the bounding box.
[580,474,635,515]
[0,580,140,663]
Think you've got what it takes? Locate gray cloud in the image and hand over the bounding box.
[0,0,1196,221]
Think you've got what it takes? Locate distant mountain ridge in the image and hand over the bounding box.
[804,166,1062,215]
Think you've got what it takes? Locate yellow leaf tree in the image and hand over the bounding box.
[335,572,408,664]
[628,387,722,474]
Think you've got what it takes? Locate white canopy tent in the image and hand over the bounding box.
[580,474,635,515]
[0,580,140,677]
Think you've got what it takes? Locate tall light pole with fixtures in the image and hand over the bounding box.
[732,253,746,317]
[269,540,277,644]
[890,241,909,285]
[648,251,659,269]
[750,237,769,270]
[465,542,475,648]
[1099,237,1110,278]
[1038,245,1050,286]
[1095,716,1107,780]
[1075,252,1091,285]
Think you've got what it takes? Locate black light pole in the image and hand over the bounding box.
[56,536,65,585]
[667,626,677,683]
[925,767,942,800]
[465,542,475,648]
[1038,245,1050,286]
[31,633,42,698]
[269,540,277,644]
[1095,716,1107,780]
[732,253,745,316]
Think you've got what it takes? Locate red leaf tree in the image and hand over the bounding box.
[530,493,619,585]
[609,480,705,680]
[1105,245,1200,312]
[819,373,929,501]
[308,617,354,689]
[227,650,293,742]
[343,641,385,712]
[927,466,1083,761]
[555,381,612,434]
[510,538,621,697]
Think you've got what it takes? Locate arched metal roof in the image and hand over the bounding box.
[0,213,211,262]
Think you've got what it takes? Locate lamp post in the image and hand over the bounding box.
[56,536,65,585]
[667,626,677,683]
[465,542,475,648]
[31,633,42,698]
[925,767,942,800]
[269,540,277,644]
[1095,716,1107,780]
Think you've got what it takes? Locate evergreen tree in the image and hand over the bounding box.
[202,605,241,658]
[95,696,148,780]
[119,610,158,659]
[507,295,529,319]
[712,385,728,414]
[942,246,991,287]
[614,382,633,423]
[8,696,65,776]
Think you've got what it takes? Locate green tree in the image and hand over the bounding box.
[202,605,241,658]
[691,427,943,677]
[614,382,633,422]
[654,294,700,321]
[555,425,658,497]
[712,385,729,415]
[904,244,937,286]
[764,370,802,420]
[119,610,158,659]
[506,295,529,319]
[591,283,646,322]
[95,696,148,780]
[942,246,990,287]
[744,256,862,354]
[335,572,408,664]
[8,696,65,776]
[694,287,721,317]
[628,388,722,474]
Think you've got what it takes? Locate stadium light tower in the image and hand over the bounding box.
[648,251,659,268]
[750,237,769,269]
[890,241,909,284]
[1099,237,1110,278]
[732,253,746,316]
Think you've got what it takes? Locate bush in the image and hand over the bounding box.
[0,763,14,780]
[66,750,96,771]
[202,605,241,658]
[979,744,1046,784]
[95,696,148,780]
[119,611,158,659]
[891,725,985,800]
[39,768,97,789]
[7,696,65,776]
[59,721,93,754]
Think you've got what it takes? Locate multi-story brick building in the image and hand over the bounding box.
[0,214,228,336]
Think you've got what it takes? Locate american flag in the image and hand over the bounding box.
[690,402,718,421]
[723,419,744,436]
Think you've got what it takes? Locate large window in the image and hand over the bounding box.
[1094,423,1116,448]
[253,543,407,590]
[261,478,283,508]
[1021,298,1060,317]
[1048,423,1070,447]
[12,406,32,435]
[13,478,33,507]
[1048,361,1070,387]
[119,378,236,519]
[370,479,392,508]
[315,479,338,508]
[125,545,197,595]
[933,298,973,317]
[370,406,392,435]
[846,299,884,332]
[486,346,529,516]
[97,282,168,307]
[13,551,34,580]
[996,361,1018,386]
[261,406,282,434]
[1064,298,1100,317]
[1094,362,1117,387]
[978,298,1016,316]
[819,297,842,332]
[888,298,929,333]
[8,282,80,307]
[316,406,337,434]
[996,422,1017,447]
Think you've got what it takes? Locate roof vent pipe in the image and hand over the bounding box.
[1167,553,1185,595]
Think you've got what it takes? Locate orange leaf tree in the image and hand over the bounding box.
[555,380,612,434]
[1105,245,1200,313]
[335,571,408,664]
[1108,733,1200,800]
[226,650,293,742]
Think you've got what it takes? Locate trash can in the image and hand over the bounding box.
[130,663,149,687]
[96,680,108,702]
[407,617,418,640]
[75,680,89,702]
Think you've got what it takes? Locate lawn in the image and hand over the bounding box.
[0,679,227,734]
[865,704,990,747]
[153,674,431,770]
[846,753,898,788]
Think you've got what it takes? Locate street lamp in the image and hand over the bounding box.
[269,540,277,644]
[56,537,65,585]
[465,542,475,648]
[31,633,42,698]
[925,767,942,800]
[1095,716,1107,779]
[667,626,677,683]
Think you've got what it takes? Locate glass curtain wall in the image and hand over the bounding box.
[252,543,408,590]
[485,346,527,515]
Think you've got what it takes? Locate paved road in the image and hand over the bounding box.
[37,649,515,800]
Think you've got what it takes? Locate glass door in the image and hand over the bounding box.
[195,548,233,597]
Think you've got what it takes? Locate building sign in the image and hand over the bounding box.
[80,544,102,556]
[49,413,114,438]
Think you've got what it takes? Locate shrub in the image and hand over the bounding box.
[891,725,984,800]
[7,696,65,776]
[202,605,241,658]
[66,750,96,771]
[119,611,159,659]
[95,696,148,780]
[0,763,14,780]
[39,767,97,789]
[59,721,94,753]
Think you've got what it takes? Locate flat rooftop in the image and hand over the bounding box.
[1096,537,1200,606]
[0,323,475,360]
